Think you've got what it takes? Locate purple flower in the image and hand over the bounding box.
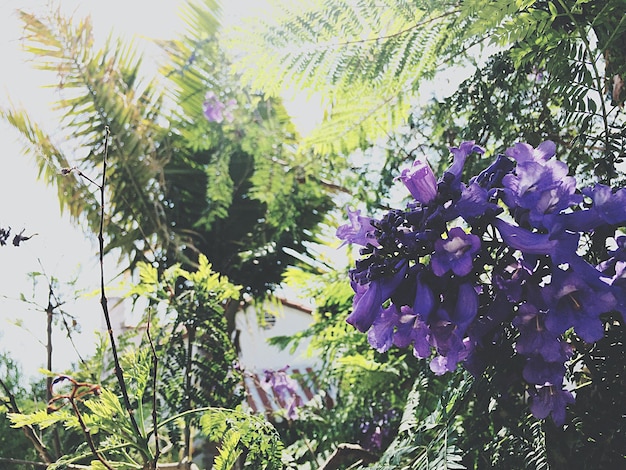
[413,273,436,322]
[393,305,431,358]
[469,153,516,190]
[502,141,582,228]
[347,261,408,332]
[429,332,471,375]
[583,184,626,224]
[543,268,616,342]
[505,141,556,164]
[447,141,484,179]
[203,91,236,123]
[368,304,399,352]
[503,160,579,227]
[264,366,302,420]
[529,385,575,426]
[336,207,379,247]
[446,182,501,221]
[428,281,479,340]
[431,227,481,277]
[522,355,566,386]
[513,303,569,362]
[451,281,480,335]
[397,158,437,204]
[561,184,626,231]
[493,260,534,303]
[493,218,578,262]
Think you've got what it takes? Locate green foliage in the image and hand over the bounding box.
[0,354,39,469]
[200,407,284,469]
[4,255,285,468]
[130,254,243,407]
[3,0,336,295]
[228,0,471,155]
[231,0,625,200]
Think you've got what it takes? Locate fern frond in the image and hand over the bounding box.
[212,429,243,470]
[8,408,75,430]
[227,0,468,154]
[200,407,284,469]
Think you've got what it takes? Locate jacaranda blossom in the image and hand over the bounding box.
[543,268,616,343]
[506,140,556,164]
[347,261,408,333]
[336,207,379,247]
[264,366,302,420]
[339,139,625,426]
[397,158,437,204]
[393,305,431,358]
[529,385,575,426]
[431,227,480,277]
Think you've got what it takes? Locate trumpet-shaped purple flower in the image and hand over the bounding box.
[429,331,471,375]
[447,141,484,179]
[493,218,578,262]
[336,207,379,247]
[393,305,431,358]
[347,262,408,333]
[522,355,566,386]
[503,160,579,227]
[367,304,399,353]
[412,273,436,323]
[502,141,582,229]
[450,281,480,335]
[397,158,437,204]
[446,182,502,221]
[529,385,575,426]
[264,366,302,420]
[560,184,626,232]
[543,268,616,342]
[493,260,534,303]
[583,184,626,225]
[469,153,516,190]
[431,227,480,277]
[506,140,556,164]
[513,303,569,362]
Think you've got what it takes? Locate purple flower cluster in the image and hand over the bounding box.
[338,140,626,425]
[264,366,302,420]
[202,91,236,124]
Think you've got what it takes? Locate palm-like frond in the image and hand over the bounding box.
[3,9,173,267]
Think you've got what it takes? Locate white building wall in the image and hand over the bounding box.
[234,300,317,373]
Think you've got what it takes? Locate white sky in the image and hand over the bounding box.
[0,0,275,381]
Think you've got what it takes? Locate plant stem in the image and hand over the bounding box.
[96,127,148,454]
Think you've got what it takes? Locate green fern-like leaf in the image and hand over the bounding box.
[213,428,243,470]
[8,408,74,430]
[200,408,284,469]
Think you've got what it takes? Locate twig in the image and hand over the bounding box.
[64,383,114,470]
[147,307,161,468]
[95,127,145,448]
